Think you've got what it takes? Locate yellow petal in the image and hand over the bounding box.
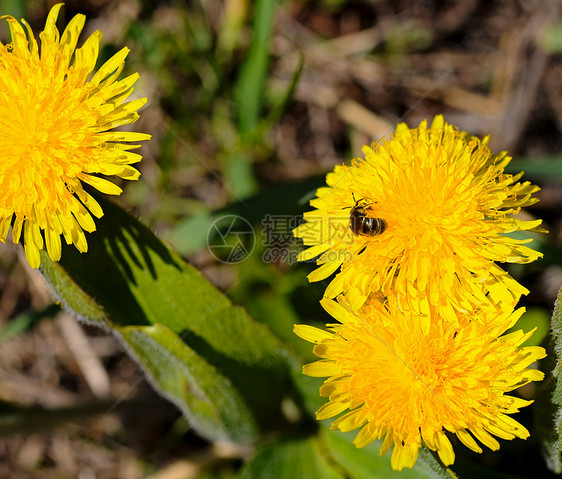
[79,175,123,195]
[293,324,333,344]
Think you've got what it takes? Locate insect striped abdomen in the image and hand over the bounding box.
[349,202,387,237]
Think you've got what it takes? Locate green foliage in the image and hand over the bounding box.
[544,286,562,473]
[238,427,457,479]
[238,435,344,479]
[235,0,279,137]
[121,324,258,442]
[168,175,323,256]
[0,0,24,23]
[506,307,550,347]
[321,428,457,479]
[40,194,300,442]
[507,156,562,181]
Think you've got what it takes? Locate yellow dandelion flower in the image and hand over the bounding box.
[0,3,150,268]
[294,297,546,471]
[293,116,543,326]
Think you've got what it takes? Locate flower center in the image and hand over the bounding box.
[0,46,97,218]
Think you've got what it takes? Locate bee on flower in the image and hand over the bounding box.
[0,3,150,268]
[293,116,544,329]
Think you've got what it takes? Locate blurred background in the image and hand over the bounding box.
[0,0,561,477]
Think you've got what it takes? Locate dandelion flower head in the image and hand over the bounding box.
[293,116,543,325]
[294,296,546,471]
[0,4,150,268]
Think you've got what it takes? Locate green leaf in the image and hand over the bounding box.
[120,324,257,442]
[238,435,344,479]
[227,0,280,198]
[0,0,25,20]
[246,292,312,358]
[166,210,213,256]
[320,428,456,479]
[506,307,550,347]
[39,194,300,443]
[235,0,279,136]
[543,285,562,472]
[224,52,303,200]
[168,175,324,256]
[506,156,562,181]
[224,150,258,199]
